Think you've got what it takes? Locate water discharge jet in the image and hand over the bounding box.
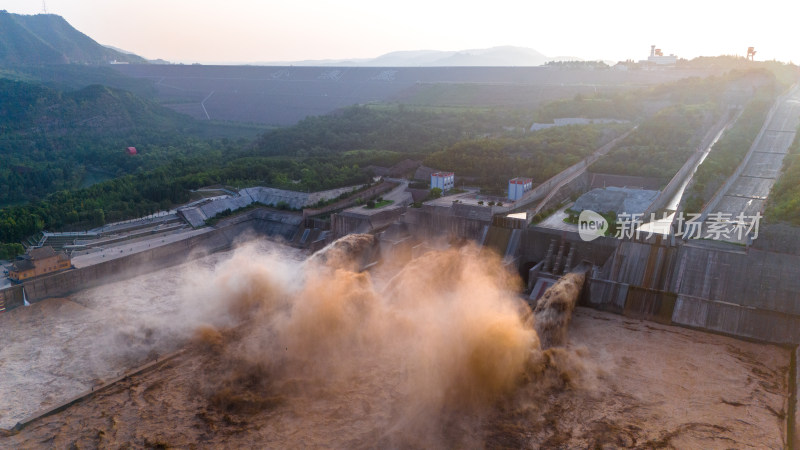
[177,235,595,445]
[533,263,590,349]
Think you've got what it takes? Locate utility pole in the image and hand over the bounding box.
[42,1,47,13]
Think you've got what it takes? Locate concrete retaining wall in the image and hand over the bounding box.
[583,274,800,344]
[533,171,589,216]
[0,209,303,307]
[402,207,489,242]
[672,245,800,316]
[179,185,365,227]
[602,240,679,291]
[0,286,24,311]
[583,230,800,344]
[753,223,800,255]
[585,278,628,314]
[302,181,397,219]
[17,225,243,302]
[587,280,676,324]
[331,206,407,238]
[671,295,800,343]
[519,224,800,345]
[332,214,372,237]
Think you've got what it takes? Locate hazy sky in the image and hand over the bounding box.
[2,0,796,64]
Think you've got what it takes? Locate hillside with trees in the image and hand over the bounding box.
[423,124,625,192]
[252,105,521,157]
[0,11,145,65]
[0,78,260,206]
[0,151,371,248]
[534,92,639,122]
[0,102,615,251]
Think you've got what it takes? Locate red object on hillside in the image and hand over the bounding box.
[126,147,138,155]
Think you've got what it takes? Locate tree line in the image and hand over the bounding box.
[0,154,372,246]
[423,124,621,192]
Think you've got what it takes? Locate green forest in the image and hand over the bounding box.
[251,104,521,157]
[0,97,618,250]
[534,93,639,123]
[0,98,523,247]
[0,153,373,245]
[423,124,624,192]
[1,60,799,260]
[0,78,261,206]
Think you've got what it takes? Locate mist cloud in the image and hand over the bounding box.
[176,235,588,445]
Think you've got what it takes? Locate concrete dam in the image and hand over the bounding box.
[6,79,799,346]
[0,208,302,311]
[4,159,800,348]
[381,85,800,346]
[5,202,798,342]
[372,204,800,346]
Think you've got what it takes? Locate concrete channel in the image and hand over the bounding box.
[698,84,800,243]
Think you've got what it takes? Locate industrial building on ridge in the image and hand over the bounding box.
[508,177,533,201]
[430,172,454,191]
[8,246,72,282]
[644,45,677,65]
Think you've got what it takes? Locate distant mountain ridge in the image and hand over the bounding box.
[0,11,146,65]
[268,46,581,67]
